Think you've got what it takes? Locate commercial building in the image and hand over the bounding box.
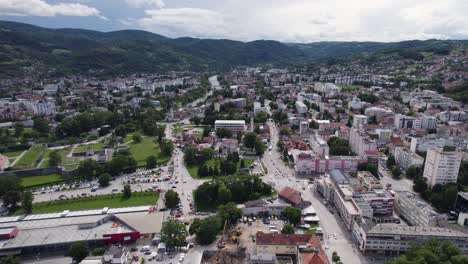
[423,147,463,187]
[394,191,443,227]
[394,147,424,171]
[0,207,163,256]
[294,153,366,176]
[238,199,289,216]
[456,192,468,227]
[357,171,382,191]
[214,120,246,134]
[355,223,468,255]
[360,190,394,216]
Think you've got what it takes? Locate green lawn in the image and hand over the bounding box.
[3,150,25,158]
[21,174,63,188]
[128,136,170,167]
[305,223,319,235]
[14,145,44,169]
[337,84,362,90]
[16,192,159,214]
[74,143,105,153]
[38,148,72,168]
[187,158,255,179]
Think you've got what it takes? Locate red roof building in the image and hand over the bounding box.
[256,232,328,264]
[279,187,302,206]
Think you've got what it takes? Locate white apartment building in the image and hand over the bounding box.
[334,184,361,230]
[353,115,368,128]
[414,115,437,129]
[364,107,394,119]
[348,98,366,110]
[437,110,468,122]
[349,128,377,157]
[394,114,415,129]
[394,147,424,171]
[295,101,308,114]
[423,148,463,187]
[214,120,246,134]
[410,136,453,153]
[314,82,341,95]
[309,134,329,157]
[253,102,267,115]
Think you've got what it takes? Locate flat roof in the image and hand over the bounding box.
[0,215,136,250]
[368,224,468,238]
[214,120,246,124]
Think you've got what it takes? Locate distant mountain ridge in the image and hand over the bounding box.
[0,20,466,77]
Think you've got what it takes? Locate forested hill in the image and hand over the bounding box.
[0,20,466,77]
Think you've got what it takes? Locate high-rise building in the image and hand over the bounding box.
[423,147,463,187]
[353,115,367,128]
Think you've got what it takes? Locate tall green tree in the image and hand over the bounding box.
[67,241,89,263]
[217,203,241,224]
[196,216,221,245]
[21,191,33,214]
[160,219,188,249]
[48,150,62,167]
[164,190,180,209]
[98,173,111,187]
[122,184,132,199]
[243,132,257,150]
[281,224,295,234]
[146,155,157,169]
[282,207,302,226]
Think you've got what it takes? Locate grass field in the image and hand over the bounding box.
[21,174,63,188]
[127,136,170,167]
[74,142,105,153]
[16,192,159,214]
[14,145,44,169]
[4,150,25,158]
[187,158,255,178]
[38,148,72,168]
[337,84,362,90]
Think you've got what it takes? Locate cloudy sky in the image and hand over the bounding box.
[0,0,467,42]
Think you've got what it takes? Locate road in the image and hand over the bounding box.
[261,119,366,263]
[33,122,206,215]
[378,161,413,192]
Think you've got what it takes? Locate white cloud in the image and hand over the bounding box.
[137,7,228,39]
[126,0,164,8]
[0,0,103,18]
[131,0,468,42]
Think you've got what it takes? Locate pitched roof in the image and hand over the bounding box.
[302,253,329,264]
[279,187,302,205]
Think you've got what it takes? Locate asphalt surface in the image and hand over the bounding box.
[262,119,367,264]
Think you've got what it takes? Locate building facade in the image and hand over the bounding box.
[423,148,462,187]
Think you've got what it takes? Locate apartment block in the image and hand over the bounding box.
[394,147,424,171]
[423,148,462,187]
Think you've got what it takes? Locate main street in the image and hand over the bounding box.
[261,119,367,263]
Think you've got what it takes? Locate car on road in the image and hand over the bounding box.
[333,234,338,240]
